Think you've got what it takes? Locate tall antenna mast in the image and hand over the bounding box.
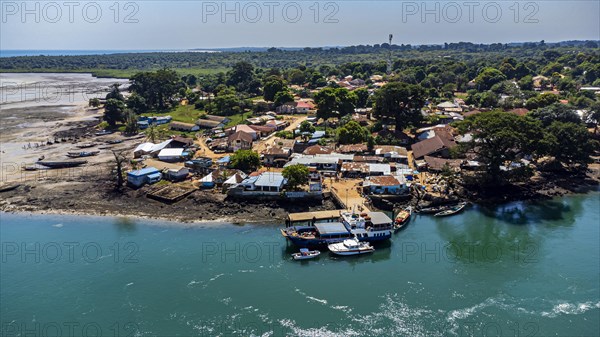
[387,34,393,75]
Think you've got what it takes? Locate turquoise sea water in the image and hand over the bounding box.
[1,192,599,336]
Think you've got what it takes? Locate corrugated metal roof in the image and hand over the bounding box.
[128,167,160,177]
[254,172,286,187]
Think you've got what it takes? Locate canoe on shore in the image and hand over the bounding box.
[66,151,99,158]
[0,183,20,193]
[36,160,87,168]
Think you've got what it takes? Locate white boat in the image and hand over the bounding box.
[292,248,321,260]
[328,238,375,256]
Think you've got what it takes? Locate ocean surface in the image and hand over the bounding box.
[1,192,599,336]
[0,50,219,58]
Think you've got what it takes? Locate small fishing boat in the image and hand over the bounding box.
[393,206,412,231]
[106,139,123,144]
[415,204,451,214]
[22,165,39,171]
[328,238,375,256]
[95,130,113,136]
[434,202,468,217]
[76,143,97,149]
[0,183,20,193]
[66,151,99,158]
[37,160,87,168]
[291,248,321,260]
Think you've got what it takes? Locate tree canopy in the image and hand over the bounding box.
[282,164,309,191]
[230,150,260,172]
[373,82,426,131]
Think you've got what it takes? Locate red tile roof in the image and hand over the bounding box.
[367,175,401,186]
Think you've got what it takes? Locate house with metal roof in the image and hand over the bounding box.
[157,148,185,162]
[363,175,408,195]
[127,167,162,187]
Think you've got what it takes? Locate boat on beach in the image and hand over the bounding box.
[291,248,321,260]
[36,160,87,168]
[434,202,468,217]
[328,238,375,256]
[106,139,123,144]
[393,206,413,231]
[0,183,20,193]
[66,151,99,158]
[76,143,97,149]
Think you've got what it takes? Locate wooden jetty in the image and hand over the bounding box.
[285,210,342,227]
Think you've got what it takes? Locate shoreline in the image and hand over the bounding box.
[2,177,598,225]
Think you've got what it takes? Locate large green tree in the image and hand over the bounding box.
[282,164,309,190]
[543,121,595,166]
[263,76,285,102]
[474,67,507,90]
[529,103,581,127]
[337,121,369,144]
[230,150,260,172]
[456,111,544,184]
[373,82,426,131]
[129,69,182,111]
[104,98,126,127]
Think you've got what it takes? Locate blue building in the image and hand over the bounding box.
[127,167,162,187]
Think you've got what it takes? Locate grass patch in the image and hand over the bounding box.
[224,111,253,128]
[141,105,204,124]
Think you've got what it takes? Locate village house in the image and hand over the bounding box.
[170,136,195,148]
[196,118,224,129]
[303,145,334,155]
[262,147,292,167]
[232,172,287,194]
[164,167,190,181]
[228,131,253,152]
[341,162,370,177]
[228,124,258,140]
[295,101,312,113]
[249,124,276,138]
[170,122,200,132]
[354,155,386,163]
[200,169,246,189]
[127,167,162,187]
[411,131,456,160]
[374,145,408,163]
[338,144,368,154]
[157,148,187,162]
[422,156,462,172]
[265,119,289,130]
[363,175,408,195]
[133,139,173,158]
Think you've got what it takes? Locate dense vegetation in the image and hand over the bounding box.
[59,40,599,187]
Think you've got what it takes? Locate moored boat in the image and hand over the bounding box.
[434,202,468,217]
[36,160,87,168]
[393,206,413,231]
[291,248,321,260]
[339,211,393,243]
[281,222,354,248]
[328,238,375,256]
[66,151,99,158]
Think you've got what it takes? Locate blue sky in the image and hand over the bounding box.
[1,1,599,50]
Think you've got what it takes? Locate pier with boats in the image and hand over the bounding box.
[284,201,468,259]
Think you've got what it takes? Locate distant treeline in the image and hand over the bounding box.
[1,41,598,76]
